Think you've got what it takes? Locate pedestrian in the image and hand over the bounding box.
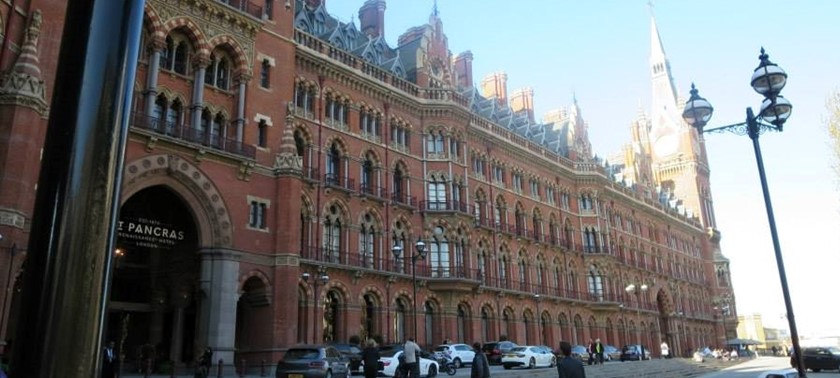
[403,337,421,378]
[557,341,586,378]
[362,339,380,378]
[771,345,778,356]
[102,340,117,378]
[470,342,490,378]
[196,347,213,378]
[660,341,670,359]
[594,338,604,365]
[586,339,595,365]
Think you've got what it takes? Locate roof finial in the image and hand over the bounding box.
[647,0,655,17]
[433,0,439,17]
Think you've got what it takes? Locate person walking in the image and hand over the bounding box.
[102,341,117,378]
[594,339,604,365]
[660,341,670,359]
[361,339,380,378]
[557,341,586,378]
[586,339,595,365]
[470,342,490,378]
[196,347,213,378]
[403,337,421,378]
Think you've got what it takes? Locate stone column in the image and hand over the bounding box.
[143,42,164,117]
[169,290,191,364]
[190,58,209,130]
[198,248,241,367]
[235,74,249,143]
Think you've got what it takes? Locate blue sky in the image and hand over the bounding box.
[324,1,840,336]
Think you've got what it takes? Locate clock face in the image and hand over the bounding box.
[653,133,679,156]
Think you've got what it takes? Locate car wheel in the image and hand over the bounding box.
[427,364,437,377]
[550,356,557,367]
[528,358,536,369]
[453,358,462,369]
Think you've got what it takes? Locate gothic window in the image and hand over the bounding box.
[390,121,410,150]
[424,302,435,345]
[481,307,491,342]
[392,221,406,273]
[248,199,268,229]
[360,152,376,195]
[362,294,375,340]
[588,265,604,301]
[427,175,447,210]
[518,257,527,291]
[498,254,508,288]
[533,211,544,240]
[392,164,405,203]
[426,131,445,155]
[323,205,342,263]
[211,113,224,147]
[166,100,182,135]
[205,52,231,90]
[265,0,274,20]
[326,143,341,186]
[359,213,376,268]
[430,226,449,277]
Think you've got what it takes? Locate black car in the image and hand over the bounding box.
[329,343,363,374]
[276,344,350,378]
[794,346,840,372]
[482,341,518,365]
[619,344,650,361]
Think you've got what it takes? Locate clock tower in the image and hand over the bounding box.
[648,11,733,305]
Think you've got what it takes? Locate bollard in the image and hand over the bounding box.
[217,358,224,378]
[261,359,266,376]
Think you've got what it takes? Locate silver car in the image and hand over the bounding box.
[276,345,350,378]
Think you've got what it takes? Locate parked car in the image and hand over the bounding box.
[378,348,439,377]
[796,346,840,372]
[482,341,518,365]
[570,345,588,361]
[329,343,363,374]
[620,344,651,361]
[604,345,620,361]
[276,344,350,378]
[501,346,556,369]
[535,345,557,366]
[433,343,476,368]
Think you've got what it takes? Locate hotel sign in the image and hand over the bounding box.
[118,217,186,249]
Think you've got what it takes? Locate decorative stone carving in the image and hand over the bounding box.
[0,9,49,115]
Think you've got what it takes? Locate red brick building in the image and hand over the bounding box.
[0,0,737,373]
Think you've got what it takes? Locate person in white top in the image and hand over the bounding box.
[660,341,670,359]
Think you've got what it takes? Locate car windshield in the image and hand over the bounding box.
[434,346,448,352]
[285,349,320,359]
[510,347,527,352]
[828,346,840,354]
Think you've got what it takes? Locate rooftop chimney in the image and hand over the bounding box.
[510,88,535,123]
[453,51,473,89]
[359,0,386,38]
[481,72,508,106]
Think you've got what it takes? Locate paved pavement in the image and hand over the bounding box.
[120,356,754,378]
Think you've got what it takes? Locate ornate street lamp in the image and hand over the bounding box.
[625,283,648,360]
[301,268,329,343]
[682,48,803,377]
[392,239,426,340]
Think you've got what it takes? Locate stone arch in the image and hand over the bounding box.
[122,154,233,247]
[143,4,166,47]
[162,17,210,58]
[206,34,251,75]
[238,269,271,296]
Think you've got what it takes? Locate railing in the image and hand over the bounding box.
[323,174,355,192]
[391,192,417,208]
[359,183,386,199]
[420,200,470,213]
[216,0,263,19]
[130,113,256,159]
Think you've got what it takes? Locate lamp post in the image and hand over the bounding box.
[301,268,329,343]
[677,311,689,357]
[714,304,730,344]
[625,283,648,360]
[682,48,804,377]
[534,294,542,345]
[392,239,426,340]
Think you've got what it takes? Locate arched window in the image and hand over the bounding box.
[359,213,376,268]
[166,100,182,135]
[361,155,375,195]
[518,258,527,291]
[211,113,225,147]
[173,41,189,75]
[324,291,340,342]
[430,226,449,277]
[498,255,508,288]
[393,166,405,203]
[260,59,271,88]
[456,306,467,343]
[326,143,341,186]
[424,302,435,345]
[392,221,406,273]
[427,175,447,210]
[323,205,342,263]
[362,294,376,340]
[395,299,407,343]
[481,307,491,342]
[588,265,604,301]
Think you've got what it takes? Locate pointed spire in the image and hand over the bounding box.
[649,9,667,64]
[433,0,439,17]
[0,9,49,115]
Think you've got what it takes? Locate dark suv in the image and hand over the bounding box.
[328,343,363,374]
[482,341,518,365]
[620,344,651,361]
[793,346,840,372]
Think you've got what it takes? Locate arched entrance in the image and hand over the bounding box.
[109,185,200,371]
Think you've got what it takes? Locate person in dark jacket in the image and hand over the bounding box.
[557,341,586,378]
[361,339,380,378]
[470,342,490,378]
